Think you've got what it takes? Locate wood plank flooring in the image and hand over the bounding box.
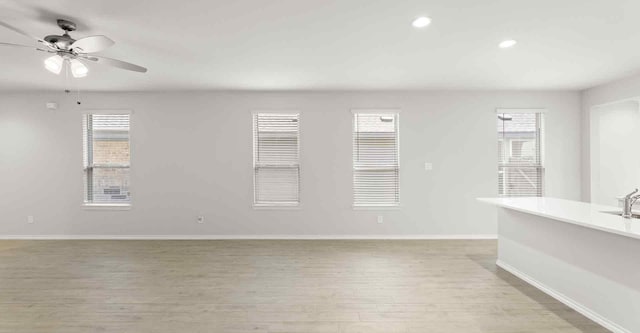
[0,240,609,333]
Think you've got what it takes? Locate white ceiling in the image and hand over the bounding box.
[1,0,640,91]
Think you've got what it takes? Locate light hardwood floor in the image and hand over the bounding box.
[0,240,609,333]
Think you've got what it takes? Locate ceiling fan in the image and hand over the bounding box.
[0,18,147,78]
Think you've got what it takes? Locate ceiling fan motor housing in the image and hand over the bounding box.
[44,34,76,50]
[44,19,78,50]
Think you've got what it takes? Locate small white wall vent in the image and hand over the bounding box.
[45,102,58,110]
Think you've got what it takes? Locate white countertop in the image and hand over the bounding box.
[478,197,640,240]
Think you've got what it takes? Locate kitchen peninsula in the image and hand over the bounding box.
[479,197,640,333]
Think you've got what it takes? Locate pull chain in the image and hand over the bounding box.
[64,60,71,101]
[63,59,82,105]
[76,63,82,105]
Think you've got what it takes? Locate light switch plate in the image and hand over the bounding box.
[425,162,433,171]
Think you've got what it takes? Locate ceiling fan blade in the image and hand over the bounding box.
[71,35,114,53]
[0,42,54,52]
[82,55,147,73]
[0,20,36,39]
[0,20,57,50]
[0,41,34,49]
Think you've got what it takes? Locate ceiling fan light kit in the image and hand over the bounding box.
[0,18,147,80]
[44,55,63,74]
[69,58,89,78]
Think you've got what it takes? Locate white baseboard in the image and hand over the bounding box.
[496,260,629,333]
[0,234,497,240]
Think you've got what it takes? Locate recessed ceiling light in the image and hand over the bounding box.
[412,17,431,28]
[499,40,517,48]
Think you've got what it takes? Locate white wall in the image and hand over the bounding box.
[589,101,640,206]
[581,74,640,201]
[0,91,581,237]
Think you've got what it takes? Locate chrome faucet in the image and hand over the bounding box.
[622,189,640,219]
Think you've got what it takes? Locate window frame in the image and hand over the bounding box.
[496,108,546,197]
[82,110,133,209]
[351,109,401,209]
[251,110,301,209]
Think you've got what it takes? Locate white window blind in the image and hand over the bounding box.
[253,112,300,206]
[352,111,400,207]
[83,113,131,205]
[497,110,544,197]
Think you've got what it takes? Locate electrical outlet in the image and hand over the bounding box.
[424,162,433,171]
[377,216,384,224]
[197,216,205,224]
[27,216,34,224]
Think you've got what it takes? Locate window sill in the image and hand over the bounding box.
[353,205,401,211]
[253,204,301,210]
[83,204,131,211]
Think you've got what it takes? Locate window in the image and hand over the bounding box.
[83,113,131,205]
[497,109,544,197]
[352,111,400,207]
[253,112,300,207]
